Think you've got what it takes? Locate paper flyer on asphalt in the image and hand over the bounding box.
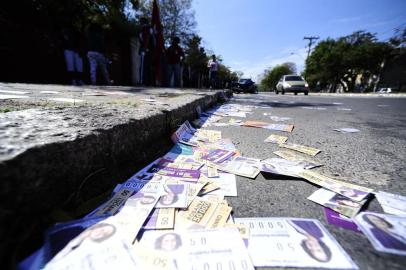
[198,180,220,195]
[206,172,238,197]
[44,222,140,270]
[298,170,373,202]
[235,217,358,269]
[334,128,361,133]
[138,228,254,270]
[151,165,201,182]
[324,208,361,233]
[261,158,311,177]
[155,183,189,209]
[308,188,362,218]
[194,129,222,142]
[354,212,406,255]
[157,157,203,170]
[375,191,406,217]
[264,123,294,132]
[214,156,261,178]
[177,197,220,228]
[143,208,175,230]
[201,148,235,164]
[242,120,294,132]
[269,116,292,122]
[279,142,321,156]
[264,134,288,144]
[105,191,161,243]
[273,150,323,168]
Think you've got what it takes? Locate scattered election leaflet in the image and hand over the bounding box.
[143,208,175,230]
[92,188,134,217]
[105,190,161,243]
[334,128,360,133]
[242,121,294,132]
[354,212,406,255]
[156,184,189,209]
[176,197,232,229]
[375,191,406,217]
[273,150,323,168]
[298,170,373,202]
[235,217,358,269]
[324,208,361,233]
[214,156,261,179]
[261,158,310,178]
[138,228,255,270]
[264,123,294,132]
[264,134,288,144]
[308,188,363,218]
[279,142,321,156]
[43,222,139,270]
[206,172,238,197]
[269,116,292,122]
[200,148,235,164]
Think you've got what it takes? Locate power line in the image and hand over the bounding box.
[303,36,319,58]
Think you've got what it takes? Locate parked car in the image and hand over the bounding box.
[232,78,258,94]
[378,87,392,93]
[276,75,309,95]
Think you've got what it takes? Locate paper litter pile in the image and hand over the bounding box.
[20,97,406,270]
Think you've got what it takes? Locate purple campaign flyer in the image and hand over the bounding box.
[201,149,235,164]
[324,207,361,233]
[153,165,200,179]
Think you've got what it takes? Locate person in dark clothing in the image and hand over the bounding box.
[86,24,110,85]
[62,28,84,85]
[166,37,184,87]
[138,17,153,85]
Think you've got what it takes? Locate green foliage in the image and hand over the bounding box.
[304,31,392,92]
[260,62,296,91]
[137,0,196,45]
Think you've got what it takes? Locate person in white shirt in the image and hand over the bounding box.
[207,55,218,89]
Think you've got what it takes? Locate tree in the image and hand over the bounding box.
[183,35,207,88]
[304,31,392,92]
[260,62,296,91]
[137,0,196,45]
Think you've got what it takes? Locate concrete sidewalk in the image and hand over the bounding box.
[0,83,231,268]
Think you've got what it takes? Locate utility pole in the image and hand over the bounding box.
[303,36,319,59]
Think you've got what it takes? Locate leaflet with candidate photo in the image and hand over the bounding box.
[138,228,254,270]
[155,183,189,209]
[298,170,372,202]
[214,156,260,179]
[354,212,406,255]
[235,217,358,269]
[261,158,310,177]
[308,188,362,218]
[273,150,322,168]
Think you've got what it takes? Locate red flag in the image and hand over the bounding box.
[151,0,164,85]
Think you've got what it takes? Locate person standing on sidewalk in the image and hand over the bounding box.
[86,23,110,85]
[166,37,184,87]
[207,54,219,89]
[62,28,84,86]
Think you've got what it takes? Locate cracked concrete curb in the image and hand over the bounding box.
[0,86,232,268]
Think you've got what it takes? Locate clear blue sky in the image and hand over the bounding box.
[192,0,406,81]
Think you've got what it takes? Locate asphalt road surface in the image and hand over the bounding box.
[212,92,406,270]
